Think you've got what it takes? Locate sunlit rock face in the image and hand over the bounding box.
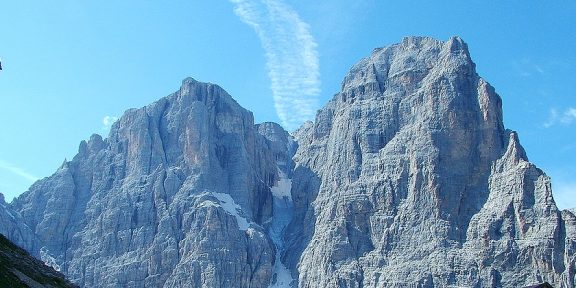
[4,37,576,288]
[10,78,279,287]
[287,36,575,288]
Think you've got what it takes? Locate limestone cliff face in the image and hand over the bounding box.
[10,78,279,287]
[287,37,575,287]
[4,37,576,288]
[0,193,36,253]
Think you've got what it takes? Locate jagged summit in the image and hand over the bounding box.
[8,73,279,287]
[0,37,574,287]
[340,36,473,97]
[287,36,572,287]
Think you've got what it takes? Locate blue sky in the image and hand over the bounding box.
[0,1,575,209]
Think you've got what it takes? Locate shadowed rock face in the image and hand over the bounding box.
[2,37,575,288]
[0,234,77,288]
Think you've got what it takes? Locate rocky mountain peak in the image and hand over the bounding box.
[78,134,106,157]
[288,36,574,287]
[7,74,281,287]
[2,36,575,288]
[340,36,474,100]
[502,131,529,165]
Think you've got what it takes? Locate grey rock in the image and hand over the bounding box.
[256,122,296,176]
[257,122,298,287]
[0,192,36,254]
[11,78,278,287]
[5,36,576,288]
[286,36,576,287]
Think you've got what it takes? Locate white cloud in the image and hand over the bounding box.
[0,159,39,182]
[229,0,320,130]
[543,108,559,128]
[560,107,576,124]
[543,107,576,128]
[515,58,546,78]
[102,115,118,130]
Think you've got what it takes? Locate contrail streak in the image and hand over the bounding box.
[0,159,39,182]
[230,0,320,130]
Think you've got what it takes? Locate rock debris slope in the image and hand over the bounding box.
[3,36,576,287]
[0,234,77,287]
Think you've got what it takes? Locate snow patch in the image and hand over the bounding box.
[246,227,262,239]
[270,170,292,200]
[40,247,61,272]
[198,199,219,208]
[212,192,250,231]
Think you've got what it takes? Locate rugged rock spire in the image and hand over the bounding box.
[286,36,575,287]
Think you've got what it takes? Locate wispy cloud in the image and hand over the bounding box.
[562,107,576,124]
[543,107,576,128]
[102,115,118,130]
[229,0,320,130]
[0,159,39,182]
[543,108,559,128]
[514,58,546,78]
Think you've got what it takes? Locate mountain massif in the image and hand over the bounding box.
[1,36,575,287]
